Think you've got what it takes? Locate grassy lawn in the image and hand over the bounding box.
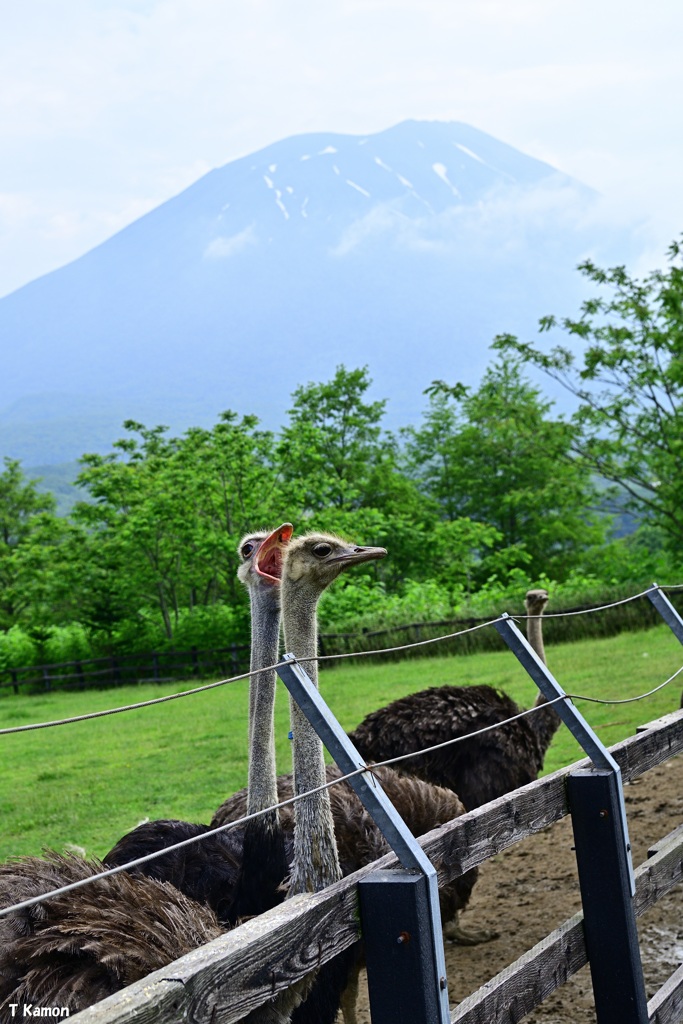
[0,623,680,862]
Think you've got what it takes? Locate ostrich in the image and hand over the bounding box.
[215,534,486,1022]
[0,853,222,1016]
[280,534,389,897]
[347,588,555,813]
[274,532,389,1024]
[103,525,295,927]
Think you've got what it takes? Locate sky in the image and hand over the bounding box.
[2,0,682,299]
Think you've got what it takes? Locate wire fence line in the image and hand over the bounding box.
[0,616,508,736]
[0,693,566,915]
[2,657,682,920]
[518,584,661,618]
[2,582,682,737]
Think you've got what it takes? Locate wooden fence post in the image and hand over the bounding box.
[567,769,648,1024]
[10,669,18,695]
[360,869,448,1024]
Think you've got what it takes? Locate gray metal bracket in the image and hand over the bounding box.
[494,614,636,894]
[645,582,683,645]
[276,653,451,1024]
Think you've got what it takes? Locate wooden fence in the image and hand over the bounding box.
[71,707,683,1024]
[0,643,251,694]
[4,587,683,694]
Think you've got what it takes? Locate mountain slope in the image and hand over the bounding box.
[0,120,631,464]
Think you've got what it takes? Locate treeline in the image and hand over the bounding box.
[1,241,683,672]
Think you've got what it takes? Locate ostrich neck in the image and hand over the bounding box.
[527,612,560,755]
[247,588,281,819]
[527,614,546,668]
[282,579,341,894]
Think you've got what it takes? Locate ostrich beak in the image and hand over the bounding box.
[255,523,294,583]
[329,544,387,567]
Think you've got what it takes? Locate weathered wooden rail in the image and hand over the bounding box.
[71,708,683,1024]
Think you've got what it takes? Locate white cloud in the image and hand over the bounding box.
[330,178,647,267]
[203,225,257,260]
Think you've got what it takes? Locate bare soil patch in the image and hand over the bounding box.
[348,754,682,1023]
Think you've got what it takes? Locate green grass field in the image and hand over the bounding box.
[0,623,680,862]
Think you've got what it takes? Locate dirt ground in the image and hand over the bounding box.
[349,753,683,1024]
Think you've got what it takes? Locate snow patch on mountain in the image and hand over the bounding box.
[432,162,460,197]
[346,179,371,197]
[454,143,485,165]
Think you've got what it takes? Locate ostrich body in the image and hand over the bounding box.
[0,853,221,1016]
[348,588,556,812]
[213,762,475,920]
[103,818,243,926]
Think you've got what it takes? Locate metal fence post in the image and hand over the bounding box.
[275,655,451,1024]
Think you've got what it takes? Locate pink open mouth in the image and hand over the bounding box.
[255,523,293,583]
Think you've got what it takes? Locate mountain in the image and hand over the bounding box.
[0,120,636,465]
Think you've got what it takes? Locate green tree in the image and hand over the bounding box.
[278,365,440,587]
[72,414,285,644]
[405,358,605,578]
[0,459,67,628]
[278,365,387,511]
[494,239,683,552]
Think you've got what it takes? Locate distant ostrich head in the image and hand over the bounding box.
[525,588,549,618]
[237,522,293,590]
[283,532,387,595]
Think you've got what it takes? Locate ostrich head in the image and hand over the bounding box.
[525,588,549,618]
[283,532,387,596]
[237,523,293,590]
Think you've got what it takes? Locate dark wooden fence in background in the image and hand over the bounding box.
[0,643,251,695]
[3,587,682,695]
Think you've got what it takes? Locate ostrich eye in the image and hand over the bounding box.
[312,543,333,558]
[241,542,255,558]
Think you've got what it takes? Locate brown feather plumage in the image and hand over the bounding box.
[0,852,222,1016]
[212,763,476,922]
[347,590,557,812]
